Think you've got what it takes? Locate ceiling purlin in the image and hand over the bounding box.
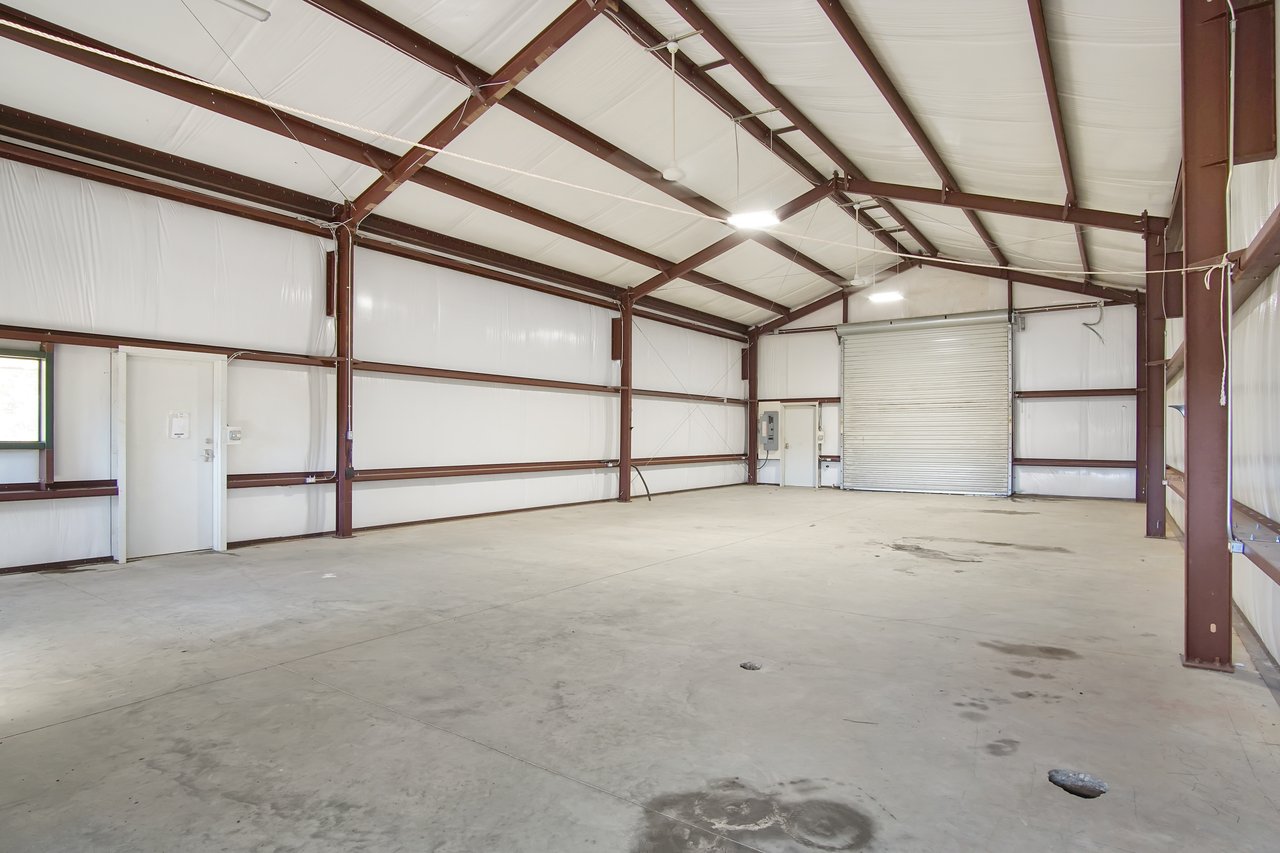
[814,0,1009,267]
[304,0,848,303]
[1027,0,1092,282]
[344,0,610,223]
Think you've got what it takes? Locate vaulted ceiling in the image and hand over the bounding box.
[0,0,1179,329]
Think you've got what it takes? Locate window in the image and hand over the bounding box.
[0,349,51,450]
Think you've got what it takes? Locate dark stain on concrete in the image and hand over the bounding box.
[959,711,987,722]
[977,509,1039,516]
[914,536,1070,554]
[633,778,875,852]
[888,542,982,563]
[980,641,1081,660]
[1012,690,1036,699]
[985,738,1020,757]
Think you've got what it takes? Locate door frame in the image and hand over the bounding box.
[780,402,820,489]
[112,347,228,563]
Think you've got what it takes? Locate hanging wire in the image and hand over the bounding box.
[177,0,348,202]
[0,18,1215,283]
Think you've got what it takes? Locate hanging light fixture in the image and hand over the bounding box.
[726,210,780,229]
[662,40,686,182]
[214,0,271,21]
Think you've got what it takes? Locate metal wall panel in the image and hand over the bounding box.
[841,318,1011,495]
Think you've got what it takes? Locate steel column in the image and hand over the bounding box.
[1135,292,1148,504]
[1142,239,1166,538]
[334,214,355,538]
[746,332,759,485]
[618,301,634,503]
[1179,0,1232,670]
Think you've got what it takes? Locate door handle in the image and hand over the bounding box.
[202,449,214,462]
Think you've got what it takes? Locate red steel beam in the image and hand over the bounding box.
[359,218,748,336]
[334,211,355,538]
[816,0,1008,266]
[649,0,936,255]
[628,182,835,300]
[1013,458,1137,469]
[1233,199,1280,309]
[618,301,634,502]
[1144,235,1169,536]
[416,171,784,314]
[746,332,759,484]
[304,0,843,303]
[1179,0,1233,670]
[914,256,1138,303]
[607,2,926,257]
[346,0,608,221]
[0,104,342,221]
[835,178,1159,237]
[353,360,616,395]
[0,139,327,238]
[1027,0,1092,281]
[1015,388,1137,399]
[0,8,765,324]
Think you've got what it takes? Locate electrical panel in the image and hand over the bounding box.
[760,411,780,451]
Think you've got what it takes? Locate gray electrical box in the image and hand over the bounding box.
[760,411,779,451]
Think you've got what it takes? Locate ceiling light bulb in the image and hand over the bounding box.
[847,275,875,289]
[661,164,686,182]
[867,291,904,303]
[727,210,780,230]
[214,0,271,22]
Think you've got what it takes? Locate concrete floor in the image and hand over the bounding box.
[2,486,1279,852]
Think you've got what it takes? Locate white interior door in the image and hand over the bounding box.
[122,350,225,559]
[781,404,818,488]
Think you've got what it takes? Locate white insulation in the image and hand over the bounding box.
[0,163,755,568]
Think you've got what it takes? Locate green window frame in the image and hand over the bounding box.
[0,348,52,450]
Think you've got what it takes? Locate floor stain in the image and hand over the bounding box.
[977,510,1039,516]
[959,711,987,722]
[633,779,875,852]
[980,641,1081,660]
[887,542,982,563]
[985,738,1020,757]
[913,536,1070,554]
[1009,668,1056,680]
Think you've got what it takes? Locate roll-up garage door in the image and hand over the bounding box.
[839,312,1011,495]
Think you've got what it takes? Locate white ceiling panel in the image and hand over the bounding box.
[625,0,937,188]
[376,181,653,288]
[1049,0,1180,216]
[1088,230,1150,289]
[518,18,812,217]
[426,106,731,264]
[7,0,467,155]
[829,0,1065,205]
[0,39,379,201]
[695,241,833,309]
[649,282,773,326]
[769,198,893,280]
[361,0,573,75]
[889,201,993,263]
[980,214,1086,280]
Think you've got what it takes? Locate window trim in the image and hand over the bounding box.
[0,347,52,450]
